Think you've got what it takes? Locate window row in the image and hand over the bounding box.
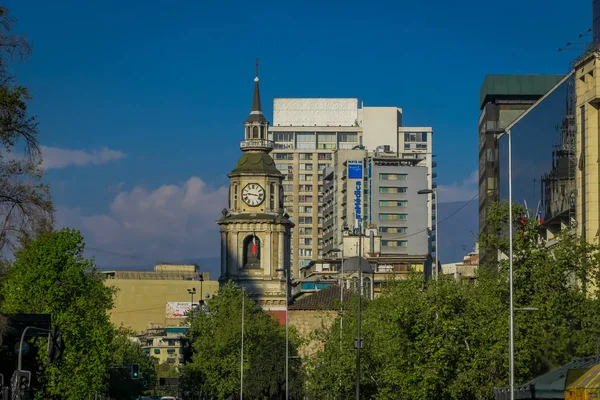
[379,227,407,233]
[379,187,407,194]
[379,213,407,220]
[404,132,427,143]
[379,173,407,180]
[382,240,408,247]
[380,200,407,207]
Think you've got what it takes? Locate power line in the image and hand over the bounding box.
[401,193,479,239]
[88,193,479,262]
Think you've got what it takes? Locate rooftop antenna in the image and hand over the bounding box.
[558,41,589,52]
[579,28,592,37]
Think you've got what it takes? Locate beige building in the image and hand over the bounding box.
[293,228,432,300]
[575,53,600,244]
[102,264,218,333]
[441,243,479,282]
[269,99,434,278]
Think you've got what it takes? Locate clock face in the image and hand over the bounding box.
[242,183,265,207]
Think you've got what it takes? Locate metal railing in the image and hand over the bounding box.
[240,139,274,150]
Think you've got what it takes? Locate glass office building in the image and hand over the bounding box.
[497,72,577,235]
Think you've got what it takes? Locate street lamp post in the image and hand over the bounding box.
[277,267,289,400]
[199,273,204,301]
[355,224,363,400]
[486,127,514,400]
[417,188,439,280]
[240,289,245,399]
[187,288,196,313]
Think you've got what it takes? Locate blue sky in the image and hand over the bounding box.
[4,0,592,270]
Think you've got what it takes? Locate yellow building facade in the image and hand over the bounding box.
[102,264,219,333]
[575,53,600,244]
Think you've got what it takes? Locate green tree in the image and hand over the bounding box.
[306,201,600,399]
[0,6,53,258]
[108,327,158,400]
[0,228,114,399]
[181,281,304,399]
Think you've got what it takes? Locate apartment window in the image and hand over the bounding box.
[298,216,313,224]
[405,143,428,150]
[274,132,294,142]
[318,185,323,192]
[379,227,407,233]
[298,206,313,213]
[379,173,407,181]
[379,200,407,207]
[382,240,408,247]
[299,184,313,192]
[379,187,407,194]
[404,132,427,142]
[299,153,313,160]
[300,238,313,245]
[298,249,313,257]
[318,163,329,171]
[298,227,313,234]
[317,133,337,149]
[284,195,292,203]
[275,163,289,170]
[318,217,324,224]
[296,133,315,149]
[299,195,313,203]
[379,213,407,220]
[299,174,313,181]
[300,163,313,171]
[284,174,293,181]
[283,184,293,192]
[338,132,358,142]
[318,153,332,161]
[275,153,293,160]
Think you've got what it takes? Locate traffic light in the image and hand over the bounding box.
[47,329,65,364]
[12,370,31,394]
[131,363,140,379]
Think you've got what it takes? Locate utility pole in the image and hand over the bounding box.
[355,224,362,400]
[240,291,245,400]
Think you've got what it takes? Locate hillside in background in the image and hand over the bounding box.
[437,199,479,263]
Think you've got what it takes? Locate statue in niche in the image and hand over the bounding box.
[243,234,261,269]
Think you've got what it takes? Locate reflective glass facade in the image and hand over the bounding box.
[498,73,577,230]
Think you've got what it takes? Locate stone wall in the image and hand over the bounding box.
[288,309,337,358]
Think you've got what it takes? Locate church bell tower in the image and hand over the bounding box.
[218,62,293,311]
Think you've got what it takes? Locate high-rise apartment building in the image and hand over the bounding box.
[322,146,430,258]
[268,98,434,277]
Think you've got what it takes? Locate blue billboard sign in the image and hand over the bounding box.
[354,180,361,229]
[348,162,363,179]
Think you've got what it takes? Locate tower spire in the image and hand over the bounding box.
[246,58,267,123]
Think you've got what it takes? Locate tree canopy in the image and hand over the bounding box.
[108,327,158,400]
[0,5,53,258]
[306,201,600,399]
[0,228,115,399]
[181,282,304,399]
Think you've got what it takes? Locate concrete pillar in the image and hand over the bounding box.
[278,230,284,278]
[220,231,227,278]
[232,232,239,275]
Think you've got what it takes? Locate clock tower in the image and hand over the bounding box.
[218,67,293,312]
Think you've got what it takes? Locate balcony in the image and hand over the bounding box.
[240,139,274,151]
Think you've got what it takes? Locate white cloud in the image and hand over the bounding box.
[40,146,126,170]
[55,177,228,271]
[437,170,478,203]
